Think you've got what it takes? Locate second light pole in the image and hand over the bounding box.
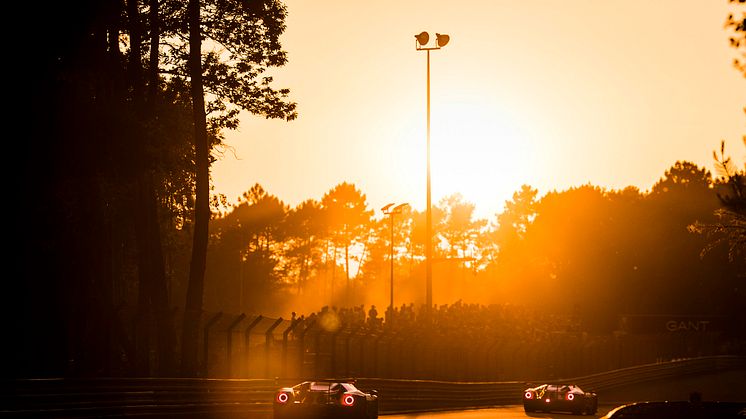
[382,202,409,317]
[415,31,449,312]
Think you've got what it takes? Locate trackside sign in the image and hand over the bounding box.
[618,315,729,334]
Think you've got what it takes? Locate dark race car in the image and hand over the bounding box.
[523,383,598,415]
[602,400,746,418]
[273,380,378,419]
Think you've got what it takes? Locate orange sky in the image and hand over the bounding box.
[212,0,745,220]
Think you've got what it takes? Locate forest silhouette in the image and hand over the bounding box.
[10,0,746,380]
[203,159,745,330]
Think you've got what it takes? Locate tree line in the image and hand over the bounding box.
[198,157,745,332]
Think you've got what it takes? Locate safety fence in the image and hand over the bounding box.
[92,307,745,381]
[3,355,744,418]
[191,312,740,381]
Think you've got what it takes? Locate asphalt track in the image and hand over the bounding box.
[390,405,614,419]
[387,369,746,419]
[243,369,745,419]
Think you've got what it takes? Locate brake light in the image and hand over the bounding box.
[567,393,575,401]
[525,391,533,399]
[341,394,355,407]
[276,392,289,404]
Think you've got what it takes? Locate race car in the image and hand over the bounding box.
[602,400,746,418]
[523,383,598,415]
[273,380,379,419]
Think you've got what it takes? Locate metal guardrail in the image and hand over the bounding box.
[572,354,746,392]
[2,356,744,417]
[2,378,279,418]
[359,355,746,413]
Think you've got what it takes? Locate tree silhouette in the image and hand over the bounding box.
[321,182,373,305]
[651,161,712,194]
[14,0,204,377]
[284,200,327,296]
[726,0,746,77]
[205,184,288,314]
[487,185,539,287]
[495,185,538,243]
[689,141,746,262]
[194,162,743,331]
[438,193,486,260]
[182,0,212,376]
[176,0,297,375]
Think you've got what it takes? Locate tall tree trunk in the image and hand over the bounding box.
[126,0,153,376]
[182,0,210,376]
[147,0,160,102]
[144,0,177,377]
[127,0,176,376]
[345,242,350,304]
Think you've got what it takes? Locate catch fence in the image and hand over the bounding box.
[116,309,744,380]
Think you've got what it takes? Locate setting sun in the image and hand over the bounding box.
[429,98,541,217]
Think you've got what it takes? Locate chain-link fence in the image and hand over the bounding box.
[101,307,745,380]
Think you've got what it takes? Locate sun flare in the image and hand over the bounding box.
[427,99,540,217]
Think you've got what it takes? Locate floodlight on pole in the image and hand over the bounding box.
[435,33,450,47]
[415,32,429,46]
[414,31,449,313]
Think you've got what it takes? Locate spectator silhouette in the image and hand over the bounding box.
[368,305,378,327]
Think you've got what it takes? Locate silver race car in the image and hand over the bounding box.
[273,380,379,419]
[524,383,598,415]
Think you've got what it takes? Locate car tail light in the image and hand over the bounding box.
[567,393,574,401]
[545,398,551,403]
[341,394,355,407]
[276,392,289,404]
[525,391,533,399]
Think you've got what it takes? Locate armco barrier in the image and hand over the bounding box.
[358,355,746,413]
[2,356,744,417]
[1,377,280,418]
[572,355,746,392]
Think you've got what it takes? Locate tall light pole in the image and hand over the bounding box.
[415,31,449,312]
[382,203,409,317]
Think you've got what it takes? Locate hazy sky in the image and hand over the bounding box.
[212,0,745,220]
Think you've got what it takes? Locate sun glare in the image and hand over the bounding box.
[428,99,540,217]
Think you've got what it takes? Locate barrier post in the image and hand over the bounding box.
[297,320,315,379]
[313,329,321,378]
[282,318,301,378]
[386,332,400,378]
[226,313,246,377]
[373,332,386,377]
[344,327,360,378]
[486,340,501,380]
[330,329,345,377]
[403,331,421,378]
[358,330,367,377]
[265,318,284,378]
[202,312,223,377]
[244,315,263,377]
